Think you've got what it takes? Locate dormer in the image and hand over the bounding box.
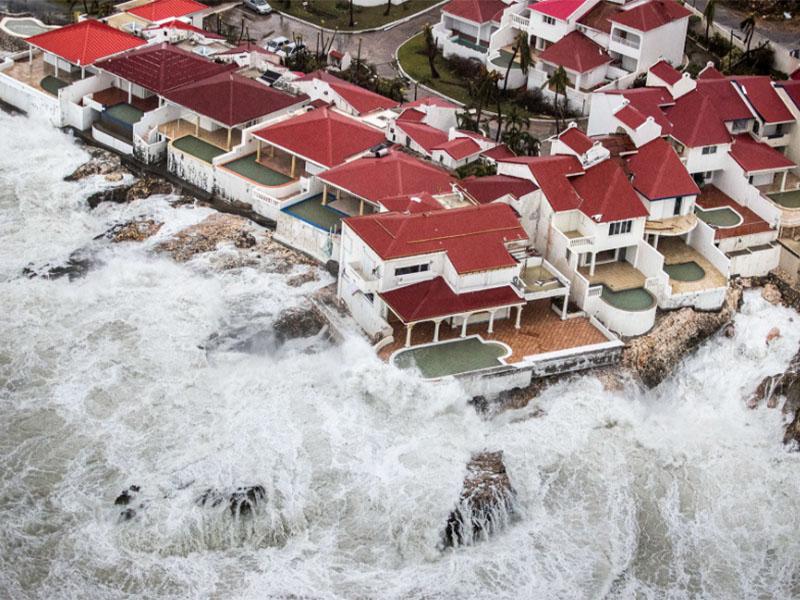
[646,59,695,99]
[549,122,611,168]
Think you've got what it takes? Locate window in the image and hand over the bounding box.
[673,196,683,216]
[701,146,717,155]
[608,220,632,236]
[394,264,429,276]
[566,248,571,261]
[542,15,555,25]
[364,293,374,304]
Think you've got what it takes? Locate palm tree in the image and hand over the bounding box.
[473,68,497,129]
[349,0,354,27]
[502,31,531,94]
[740,12,756,58]
[703,0,716,46]
[422,24,439,79]
[384,0,392,17]
[457,106,480,132]
[544,66,569,133]
[503,106,526,136]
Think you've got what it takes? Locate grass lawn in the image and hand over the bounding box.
[277,0,437,30]
[397,33,528,116]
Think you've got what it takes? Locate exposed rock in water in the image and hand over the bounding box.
[762,283,783,305]
[767,327,782,344]
[442,451,516,548]
[203,327,277,355]
[22,247,96,281]
[273,305,327,343]
[197,485,266,517]
[286,269,318,287]
[119,508,136,521]
[87,176,177,209]
[749,346,800,446]
[65,147,123,182]
[155,213,258,262]
[324,259,339,277]
[114,485,141,506]
[623,286,742,388]
[102,219,163,243]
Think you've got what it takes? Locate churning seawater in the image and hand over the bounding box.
[1,110,800,599]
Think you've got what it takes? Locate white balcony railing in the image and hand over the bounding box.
[347,262,380,293]
[611,35,640,49]
[511,13,529,30]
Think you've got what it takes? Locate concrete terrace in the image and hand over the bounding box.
[3,54,74,94]
[658,237,727,294]
[579,262,646,291]
[379,299,609,364]
[696,185,772,239]
[159,118,241,150]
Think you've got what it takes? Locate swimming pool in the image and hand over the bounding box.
[0,17,56,38]
[392,337,509,379]
[600,286,656,311]
[768,190,800,209]
[695,206,742,228]
[665,261,706,282]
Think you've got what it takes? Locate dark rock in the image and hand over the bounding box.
[442,451,516,548]
[23,248,96,281]
[129,485,140,493]
[119,508,136,521]
[749,346,800,445]
[87,185,131,209]
[623,286,742,388]
[124,176,175,203]
[197,485,266,517]
[234,231,257,249]
[324,260,339,277]
[723,323,736,338]
[101,219,163,243]
[114,490,132,506]
[273,305,326,343]
[203,327,277,355]
[65,148,122,182]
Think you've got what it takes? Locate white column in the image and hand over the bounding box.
[28,47,32,65]
[590,252,597,277]
[561,294,568,319]
[460,314,470,338]
[433,319,442,342]
[54,59,59,79]
[782,170,788,192]
[487,310,496,334]
[80,66,85,79]
[515,306,523,329]
[128,81,132,104]
[575,73,582,91]
[405,323,414,347]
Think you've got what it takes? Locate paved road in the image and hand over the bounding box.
[225,5,443,79]
[687,0,799,52]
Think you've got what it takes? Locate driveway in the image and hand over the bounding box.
[224,5,443,78]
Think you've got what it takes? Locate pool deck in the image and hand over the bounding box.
[3,54,75,94]
[658,238,727,294]
[645,213,697,237]
[579,262,646,291]
[696,186,772,239]
[378,299,609,364]
[158,119,241,150]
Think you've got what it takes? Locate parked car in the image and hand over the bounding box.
[264,36,290,53]
[243,0,272,14]
[277,42,306,58]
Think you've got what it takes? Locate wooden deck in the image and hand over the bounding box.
[645,213,697,236]
[378,299,609,364]
[658,237,728,293]
[579,261,646,291]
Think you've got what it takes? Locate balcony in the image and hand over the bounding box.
[347,261,380,293]
[562,229,595,248]
[611,34,640,49]
[510,13,529,30]
[644,213,698,237]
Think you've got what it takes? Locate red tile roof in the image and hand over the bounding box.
[442,0,506,23]
[145,18,224,39]
[695,78,754,121]
[610,87,675,133]
[614,104,648,129]
[649,59,682,85]
[530,0,586,20]
[297,70,399,114]
[593,133,637,156]
[459,175,538,204]
[698,64,725,79]
[318,149,455,204]
[432,137,482,160]
[127,0,207,22]
[577,1,623,34]
[215,41,278,56]
[396,108,426,123]
[733,76,794,124]
[539,31,611,73]
[396,121,449,152]
[502,155,648,221]
[626,138,699,199]
[26,20,145,67]
[252,107,385,168]
[729,134,795,173]
[610,0,691,32]
[481,144,516,160]
[95,43,233,95]
[402,96,460,109]
[163,72,306,127]
[378,191,445,214]
[558,126,594,154]
[665,90,732,147]
[778,80,800,110]
[381,277,522,322]
[346,203,527,274]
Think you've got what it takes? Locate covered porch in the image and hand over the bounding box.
[251,138,311,180]
[3,52,80,95]
[158,118,242,151]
